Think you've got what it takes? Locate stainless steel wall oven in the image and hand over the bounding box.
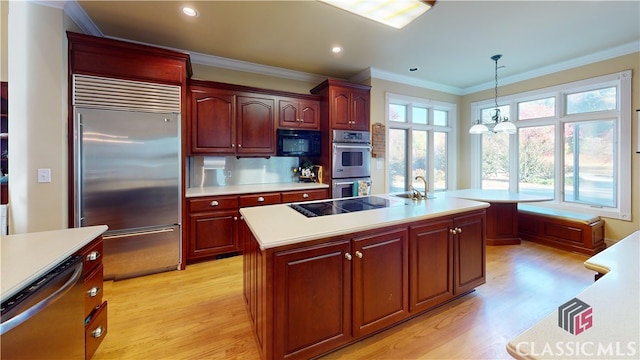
[331,130,371,198]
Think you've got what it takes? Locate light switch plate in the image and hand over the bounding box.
[37,168,51,183]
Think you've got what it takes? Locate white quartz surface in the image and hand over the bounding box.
[239,194,489,250]
[185,182,329,198]
[506,231,640,359]
[1,225,109,301]
[444,189,553,203]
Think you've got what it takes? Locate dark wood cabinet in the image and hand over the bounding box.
[236,95,276,154]
[352,228,408,337]
[189,86,236,154]
[187,195,240,260]
[452,212,486,295]
[278,98,319,129]
[274,240,352,359]
[409,218,454,313]
[280,188,329,203]
[311,79,371,131]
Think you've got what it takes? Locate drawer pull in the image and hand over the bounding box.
[87,287,100,297]
[345,253,352,260]
[86,251,100,261]
[92,325,104,338]
[303,193,309,198]
[210,200,219,207]
[355,251,363,258]
[257,197,265,202]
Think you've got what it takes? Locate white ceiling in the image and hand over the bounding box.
[73,0,640,94]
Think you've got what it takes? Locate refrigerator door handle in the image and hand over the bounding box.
[0,262,83,335]
[103,227,175,240]
[76,112,84,227]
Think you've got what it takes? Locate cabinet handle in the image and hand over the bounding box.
[233,216,238,221]
[231,144,235,148]
[87,287,100,297]
[86,251,100,262]
[210,200,219,207]
[450,228,458,235]
[257,197,265,202]
[345,253,352,260]
[456,227,462,234]
[355,251,363,258]
[92,326,104,338]
[303,193,309,198]
[238,144,242,148]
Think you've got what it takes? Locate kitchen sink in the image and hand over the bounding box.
[391,192,436,200]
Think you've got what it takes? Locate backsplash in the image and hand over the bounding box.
[189,156,299,187]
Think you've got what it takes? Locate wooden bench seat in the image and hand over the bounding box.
[517,204,605,255]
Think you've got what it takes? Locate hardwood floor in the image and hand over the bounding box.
[93,241,592,360]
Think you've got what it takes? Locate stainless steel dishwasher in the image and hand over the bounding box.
[1,255,85,359]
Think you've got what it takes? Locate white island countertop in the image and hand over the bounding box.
[506,231,639,359]
[186,182,329,198]
[240,194,490,250]
[1,225,108,302]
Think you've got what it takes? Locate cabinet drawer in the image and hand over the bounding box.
[239,193,281,207]
[281,189,328,203]
[85,301,108,360]
[79,239,103,276]
[189,196,238,212]
[84,263,104,318]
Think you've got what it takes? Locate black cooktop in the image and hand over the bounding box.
[289,196,405,217]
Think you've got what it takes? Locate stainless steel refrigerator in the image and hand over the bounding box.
[72,75,182,279]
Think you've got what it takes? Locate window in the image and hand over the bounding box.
[387,94,456,194]
[471,71,631,221]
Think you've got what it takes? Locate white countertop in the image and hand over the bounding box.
[444,189,553,203]
[1,225,109,301]
[185,182,329,198]
[239,194,490,250]
[506,231,639,359]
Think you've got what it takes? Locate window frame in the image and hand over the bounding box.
[470,70,632,221]
[386,93,457,194]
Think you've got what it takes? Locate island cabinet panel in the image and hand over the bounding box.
[352,228,409,337]
[453,212,486,294]
[409,219,454,313]
[278,98,320,129]
[274,240,352,360]
[236,95,276,154]
[189,86,236,154]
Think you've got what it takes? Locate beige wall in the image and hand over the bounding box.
[459,53,640,240]
[1,1,7,81]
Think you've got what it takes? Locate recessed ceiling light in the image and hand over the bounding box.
[331,46,343,54]
[182,6,198,17]
[320,0,436,29]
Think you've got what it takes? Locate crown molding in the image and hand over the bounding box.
[63,0,103,36]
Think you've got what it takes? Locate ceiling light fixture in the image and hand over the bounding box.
[469,54,517,135]
[331,46,343,53]
[182,6,198,17]
[319,0,436,29]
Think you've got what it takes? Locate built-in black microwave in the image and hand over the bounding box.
[277,129,322,157]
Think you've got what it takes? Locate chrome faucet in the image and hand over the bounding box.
[414,175,428,199]
[409,185,423,200]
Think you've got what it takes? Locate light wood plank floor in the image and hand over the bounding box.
[93,241,592,360]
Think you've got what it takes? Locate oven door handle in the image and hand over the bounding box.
[333,144,372,151]
[333,180,371,187]
[0,261,83,335]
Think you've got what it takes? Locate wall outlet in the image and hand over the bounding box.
[37,168,51,183]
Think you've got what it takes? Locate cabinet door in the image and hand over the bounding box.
[409,219,454,313]
[190,87,236,154]
[350,89,370,131]
[453,212,486,294]
[188,210,238,259]
[274,240,352,360]
[298,99,319,129]
[329,86,352,129]
[352,228,409,337]
[281,189,329,203]
[278,99,301,128]
[236,95,275,154]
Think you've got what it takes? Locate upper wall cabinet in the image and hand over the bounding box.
[311,79,371,131]
[278,98,320,130]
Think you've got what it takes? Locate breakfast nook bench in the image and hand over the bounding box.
[517,204,605,255]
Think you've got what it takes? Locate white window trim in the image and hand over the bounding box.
[470,70,632,221]
[386,92,457,193]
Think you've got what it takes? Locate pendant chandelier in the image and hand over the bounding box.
[469,54,517,135]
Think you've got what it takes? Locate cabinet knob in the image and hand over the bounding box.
[450,228,457,235]
[86,251,100,262]
[210,200,219,207]
[87,287,100,297]
[345,253,352,260]
[303,193,309,198]
[92,326,104,338]
[257,197,265,202]
[233,216,238,221]
[238,144,242,148]
[456,227,462,234]
[355,251,363,258]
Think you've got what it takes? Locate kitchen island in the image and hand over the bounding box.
[240,194,490,360]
